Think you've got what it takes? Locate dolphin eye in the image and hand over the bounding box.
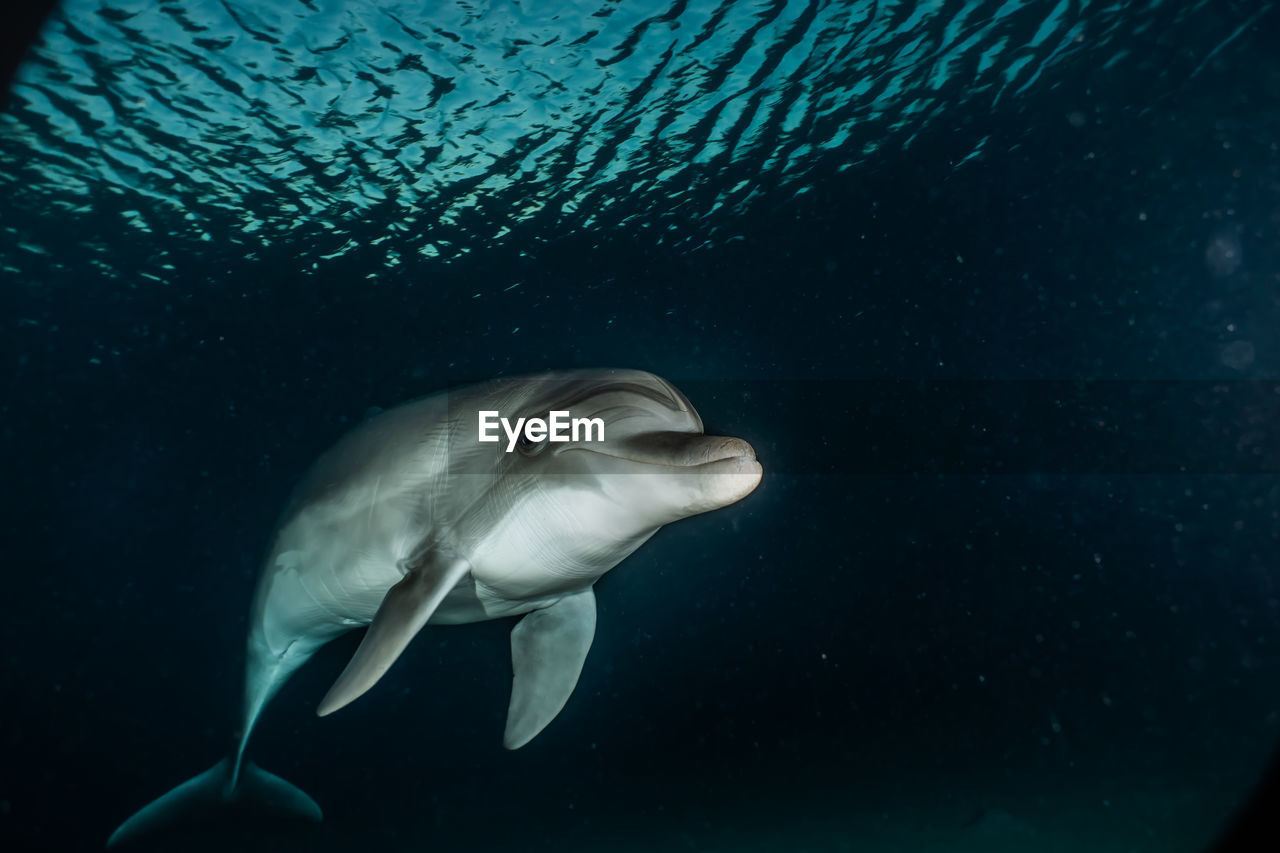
[517,430,547,456]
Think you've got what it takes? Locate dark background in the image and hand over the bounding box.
[4,1,1280,851]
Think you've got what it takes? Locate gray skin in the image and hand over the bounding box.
[109,369,761,847]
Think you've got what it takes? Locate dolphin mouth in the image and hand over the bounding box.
[560,431,762,514]
[575,431,758,470]
[570,431,763,514]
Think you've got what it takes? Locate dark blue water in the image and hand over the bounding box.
[3,1,1280,851]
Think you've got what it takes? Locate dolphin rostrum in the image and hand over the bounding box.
[108,369,762,845]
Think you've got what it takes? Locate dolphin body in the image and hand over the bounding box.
[109,369,762,846]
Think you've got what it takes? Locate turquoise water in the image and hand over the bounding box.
[2,0,1226,265]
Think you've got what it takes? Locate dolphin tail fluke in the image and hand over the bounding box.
[106,758,321,847]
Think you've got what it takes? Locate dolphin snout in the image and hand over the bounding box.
[617,431,756,468]
[684,446,762,513]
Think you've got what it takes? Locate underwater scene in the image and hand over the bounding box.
[3,1,1280,851]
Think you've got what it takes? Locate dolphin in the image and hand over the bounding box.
[108,368,762,846]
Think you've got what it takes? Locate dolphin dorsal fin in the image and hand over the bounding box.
[503,587,597,749]
[316,550,471,717]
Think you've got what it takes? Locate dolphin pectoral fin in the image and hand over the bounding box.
[316,552,471,717]
[503,587,597,750]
